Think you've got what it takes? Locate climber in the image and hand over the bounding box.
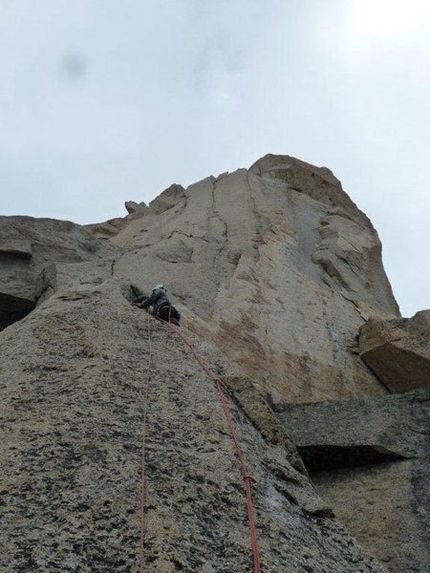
[131,284,181,326]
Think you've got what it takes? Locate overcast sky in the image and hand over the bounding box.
[0,0,429,317]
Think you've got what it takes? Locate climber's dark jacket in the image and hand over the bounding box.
[134,288,181,325]
[134,288,170,315]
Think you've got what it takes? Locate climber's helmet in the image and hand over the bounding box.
[152,284,167,294]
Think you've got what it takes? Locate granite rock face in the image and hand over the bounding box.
[109,155,399,404]
[0,216,117,330]
[278,391,430,573]
[359,310,430,392]
[1,153,426,572]
[0,279,386,573]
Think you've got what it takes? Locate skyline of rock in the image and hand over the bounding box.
[1,154,428,572]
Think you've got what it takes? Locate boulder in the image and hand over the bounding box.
[359,310,430,392]
[124,200,149,220]
[149,183,186,215]
[124,200,143,214]
[84,203,149,239]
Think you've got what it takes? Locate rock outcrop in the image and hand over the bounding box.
[0,153,427,573]
[278,390,430,573]
[109,155,399,404]
[0,216,116,330]
[1,279,385,573]
[359,310,430,392]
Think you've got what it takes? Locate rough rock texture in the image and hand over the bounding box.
[84,216,128,240]
[109,155,399,405]
[359,310,430,392]
[124,201,149,216]
[1,153,424,572]
[278,391,430,573]
[0,216,117,330]
[84,196,155,240]
[0,279,386,573]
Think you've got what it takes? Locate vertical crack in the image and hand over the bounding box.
[210,177,228,241]
[209,177,230,291]
[246,172,267,264]
[246,172,267,243]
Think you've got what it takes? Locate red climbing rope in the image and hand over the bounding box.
[159,318,261,573]
[140,317,153,573]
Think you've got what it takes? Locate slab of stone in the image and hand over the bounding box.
[277,390,430,573]
[0,279,387,573]
[149,183,186,215]
[0,238,32,258]
[109,157,399,404]
[277,389,430,459]
[359,311,430,392]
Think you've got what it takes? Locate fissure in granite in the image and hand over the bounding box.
[1,154,428,573]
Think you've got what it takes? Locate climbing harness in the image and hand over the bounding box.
[153,302,179,324]
[140,315,261,573]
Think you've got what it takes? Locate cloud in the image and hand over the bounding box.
[0,0,428,315]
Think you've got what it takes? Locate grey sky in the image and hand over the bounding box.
[0,0,429,317]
